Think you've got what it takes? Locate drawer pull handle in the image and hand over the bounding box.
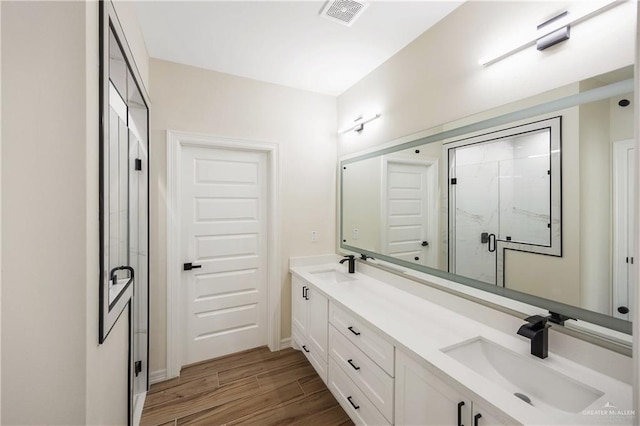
[474,413,482,426]
[457,401,465,426]
[347,396,360,410]
[302,285,306,299]
[347,359,360,371]
[347,326,361,336]
[302,345,310,353]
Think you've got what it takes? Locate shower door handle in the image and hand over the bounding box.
[109,265,134,286]
[488,234,496,253]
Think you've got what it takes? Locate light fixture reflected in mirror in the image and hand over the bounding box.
[478,0,624,67]
[339,113,381,134]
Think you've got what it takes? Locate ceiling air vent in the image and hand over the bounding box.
[321,0,369,27]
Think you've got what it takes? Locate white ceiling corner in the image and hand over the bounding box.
[134,1,464,96]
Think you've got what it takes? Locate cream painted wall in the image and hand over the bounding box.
[611,94,635,142]
[2,1,149,423]
[149,59,337,374]
[579,92,611,314]
[0,1,3,415]
[342,157,382,252]
[2,2,88,423]
[337,1,636,157]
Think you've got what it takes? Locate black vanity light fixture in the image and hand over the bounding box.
[339,113,381,134]
[479,0,624,66]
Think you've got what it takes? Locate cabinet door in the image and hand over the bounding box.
[307,287,329,362]
[396,350,470,426]
[291,275,308,335]
[472,402,512,426]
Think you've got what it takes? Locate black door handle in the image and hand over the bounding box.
[421,241,429,247]
[302,345,310,353]
[347,326,361,336]
[183,262,202,271]
[618,306,629,314]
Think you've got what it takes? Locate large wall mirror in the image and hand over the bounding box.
[341,66,634,336]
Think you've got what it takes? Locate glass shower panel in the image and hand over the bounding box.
[128,104,149,397]
[451,126,553,285]
[498,130,551,246]
[452,142,502,284]
[454,160,499,284]
[108,84,130,304]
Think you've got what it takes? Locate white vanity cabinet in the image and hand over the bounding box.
[328,302,395,425]
[395,349,514,426]
[291,275,329,382]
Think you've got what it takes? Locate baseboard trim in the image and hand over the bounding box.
[280,337,292,349]
[149,369,168,385]
[133,392,146,426]
[151,340,291,384]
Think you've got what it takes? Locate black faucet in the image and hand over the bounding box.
[339,255,356,273]
[517,315,550,359]
[360,253,374,261]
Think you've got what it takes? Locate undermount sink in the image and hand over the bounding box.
[310,269,357,283]
[441,337,604,414]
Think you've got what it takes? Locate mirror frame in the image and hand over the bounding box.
[340,77,634,335]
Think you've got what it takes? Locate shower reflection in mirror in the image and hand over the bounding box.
[447,117,561,287]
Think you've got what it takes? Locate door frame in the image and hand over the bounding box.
[166,130,281,379]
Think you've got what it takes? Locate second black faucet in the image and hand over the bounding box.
[339,255,356,273]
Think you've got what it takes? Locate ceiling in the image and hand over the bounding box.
[134,1,463,96]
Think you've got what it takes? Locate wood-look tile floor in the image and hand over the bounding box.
[141,346,354,426]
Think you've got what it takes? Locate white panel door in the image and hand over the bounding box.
[181,146,268,365]
[385,160,435,267]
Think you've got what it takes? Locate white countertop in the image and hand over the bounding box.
[290,260,633,426]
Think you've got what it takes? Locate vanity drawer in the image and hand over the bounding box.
[329,357,391,426]
[293,329,328,384]
[329,325,394,422]
[330,303,394,375]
